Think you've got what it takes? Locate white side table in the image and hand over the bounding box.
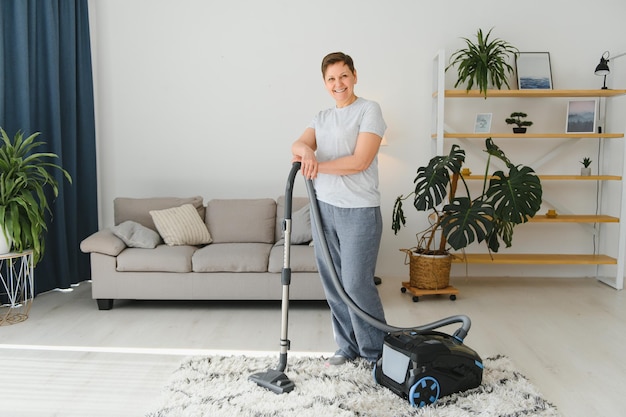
[0,250,34,325]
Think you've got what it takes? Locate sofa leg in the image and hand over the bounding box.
[97,299,114,310]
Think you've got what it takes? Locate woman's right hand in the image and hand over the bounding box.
[296,150,318,179]
[292,128,319,179]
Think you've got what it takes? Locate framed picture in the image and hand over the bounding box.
[474,113,492,133]
[516,52,553,90]
[566,99,597,133]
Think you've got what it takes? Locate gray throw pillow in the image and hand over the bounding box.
[277,204,312,245]
[111,220,162,249]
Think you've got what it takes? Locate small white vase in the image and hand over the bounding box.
[0,227,12,254]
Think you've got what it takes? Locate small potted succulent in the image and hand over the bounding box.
[580,157,592,176]
[505,112,533,133]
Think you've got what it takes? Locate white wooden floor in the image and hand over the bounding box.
[1,276,624,417]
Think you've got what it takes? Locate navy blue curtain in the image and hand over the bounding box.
[0,0,97,294]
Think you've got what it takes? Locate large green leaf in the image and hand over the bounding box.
[391,197,407,235]
[413,144,465,211]
[440,197,494,250]
[484,137,512,168]
[487,218,515,252]
[487,165,543,224]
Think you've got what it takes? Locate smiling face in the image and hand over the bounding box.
[323,62,358,108]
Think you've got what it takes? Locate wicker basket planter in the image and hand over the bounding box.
[402,249,452,290]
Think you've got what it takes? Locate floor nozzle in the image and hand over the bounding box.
[249,369,295,394]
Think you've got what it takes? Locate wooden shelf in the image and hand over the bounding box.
[438,133,624,139]
[435,89,626,98]
[536,175,622,180]
[462,174,622,181]
[451,253,617,265]
[528,214,618,223]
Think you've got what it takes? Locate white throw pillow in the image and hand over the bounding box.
[111,220,162,249]
[149,204,212,246]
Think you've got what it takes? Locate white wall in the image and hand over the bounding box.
[89,0,626,279]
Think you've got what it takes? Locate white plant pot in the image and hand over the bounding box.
[581,167,591,176]
[0,227,12,254]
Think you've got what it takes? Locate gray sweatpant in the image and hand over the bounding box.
[311,200,387,362]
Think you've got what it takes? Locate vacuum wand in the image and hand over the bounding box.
[248,162,301,394]
[276,161,301,369]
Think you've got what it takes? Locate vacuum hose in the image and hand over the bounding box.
[303,169,471,341]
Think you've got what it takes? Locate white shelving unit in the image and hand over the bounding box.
[432,50,626,290]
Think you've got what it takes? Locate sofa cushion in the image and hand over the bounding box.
[275,196,311,242]
[114,196,205,231]
[150,204,212,246]
[80,229,127,256]
[192,243,272,272]
[111,220,162,249]
[268,244,318,273]
[116,245,197,272]
[206,199,276,243]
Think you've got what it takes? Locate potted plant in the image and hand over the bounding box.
[0,128,72,264]
[580,157,592,176]
[392,138,542,288]
[505,112,533,133]
[446,28,519,99]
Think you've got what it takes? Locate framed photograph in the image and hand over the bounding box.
[566,99,597,133]
[474,113,492,133]
[516,52,553,90]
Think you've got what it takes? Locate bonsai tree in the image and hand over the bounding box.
[392,138,542,255]
[0,128,72,264]
[505,112,533,133]
[446,28,519,98]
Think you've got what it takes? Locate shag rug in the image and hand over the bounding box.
[146,354,561,417]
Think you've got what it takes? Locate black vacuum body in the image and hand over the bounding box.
[374,330,483,407]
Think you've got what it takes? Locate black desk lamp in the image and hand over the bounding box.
[595,51,626,89]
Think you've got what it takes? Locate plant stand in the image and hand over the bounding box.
[401,281,459,302]
[0,250,34,325]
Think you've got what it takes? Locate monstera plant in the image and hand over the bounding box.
[0,128,72,264]
[392,138,542,256]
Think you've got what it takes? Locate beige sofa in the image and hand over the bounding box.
[80,195,324,310]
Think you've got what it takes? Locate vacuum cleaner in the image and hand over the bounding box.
[250,162,483,407]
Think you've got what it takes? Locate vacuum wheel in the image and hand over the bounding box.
[409,376,441,408]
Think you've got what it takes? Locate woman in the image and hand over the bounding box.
[291,52,387,366]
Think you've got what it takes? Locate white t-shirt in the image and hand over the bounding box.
[309,97,387,208]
